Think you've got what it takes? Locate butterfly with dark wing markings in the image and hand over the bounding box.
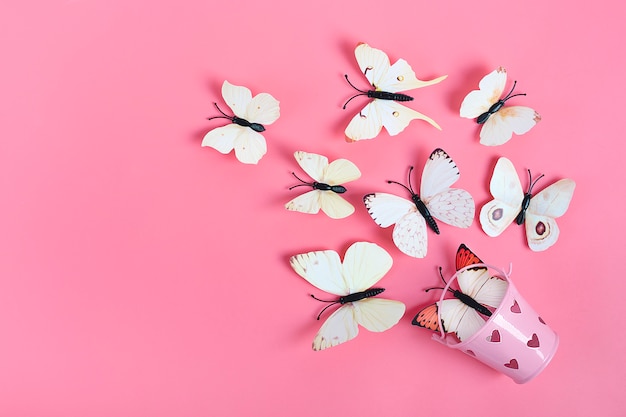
[412,244,508,342]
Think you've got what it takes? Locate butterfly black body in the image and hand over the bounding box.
[451,289,492,317]
[386,165,440,234]
[514,169,545,225]
[411,193,440,234]
[342,74,413,109]
[476,80,526,125]
[367,90,413,102]
[289,173,347,194]
[207,102,265,132]
[340,288,385,303]
[231,116,265,132]
[311,288,385,320]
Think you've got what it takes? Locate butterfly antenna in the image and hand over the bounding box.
[288,172,312,190]
[424,267,454,294]
[526,169,545,193]
[310,294,340,320]
[206,102,232,121]
[387,166,415,195]
[406,166,416,194]
[342,74,368,109]
[502,80,527,102]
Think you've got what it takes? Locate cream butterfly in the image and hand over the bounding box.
[285,151,361,219]
[289,242,406,351]
[202,80,280,164]
[343,43,447,141]
[480,157,576,252]
[460,67,541,146]
[363,148,475,258]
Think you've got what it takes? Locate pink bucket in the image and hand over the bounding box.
[433,264,559,384]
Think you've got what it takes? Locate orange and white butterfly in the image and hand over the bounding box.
[412,244,508,342]
[202,80,280,164]
[343,43,447,141]
[363,148,474,258]
[285,151,361,219]
[460,67,541,146]
[480,157,576,252]
[290,242,406,351]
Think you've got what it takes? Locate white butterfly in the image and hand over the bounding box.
[202,80,280,164]
[343,43,447,141]
[480,157,576,252]
[363,148,475,258]
[413,244,508,342]
[285,151,361,219]
[460,67,541,146]
[289,241,406,351]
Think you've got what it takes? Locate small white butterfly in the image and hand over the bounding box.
[412,244,508,342]
[202,80,280,164]
[285,151,361,219]
[290,241,406,351]
[363,148,475,258]
[343,43,447,141]
[480,157,576,252]
[460,67,541,146]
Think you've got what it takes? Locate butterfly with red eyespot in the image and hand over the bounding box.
[412,244,508,341]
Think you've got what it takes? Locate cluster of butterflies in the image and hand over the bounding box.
[201,42,575,350]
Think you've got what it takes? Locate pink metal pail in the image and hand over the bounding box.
[433,264,559,384]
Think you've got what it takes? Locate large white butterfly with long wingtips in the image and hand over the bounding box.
[285,151,361,219]
[202,80,280,164]
[460,67,541,146]
[343,43,447,141]
[480,157,576,252]
[290,241,406,351]
[363,148,475,258]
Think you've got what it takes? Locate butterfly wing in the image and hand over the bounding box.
[456,243,484,270]
[438,298,484,342]
[354,298,406,332]
[221,80,253,118]
[460,67,507,119]
[457,267,508,309]
[480,106,541,146]
[318,192,355,219]
[341,241,393,293]
[393,211,428,258]
[322,157,362,185]
[293,151,328,182]
[313,304,359,351]
[480,157,525,237]
[354,43,447,93]
[289,249,348,296]
[221,80,280,125]
[345,100,440,141]
[363,193,428,258]
[525,179,576,251]
[412,303,443,332]
[285,190,322,215]
[420,149,475,228]
[202,124,240,155]
[232,129,267,164]
[244,92,280,125]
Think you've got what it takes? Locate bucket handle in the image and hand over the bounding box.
[432,262,512,346]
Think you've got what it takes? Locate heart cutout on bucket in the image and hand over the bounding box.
[510,300,521,313]
[486,329,501,343]
[504,359,519,369]
[527,333,540,348]
[538,316,546,324]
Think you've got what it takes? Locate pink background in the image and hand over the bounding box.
[1,1,624,415]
